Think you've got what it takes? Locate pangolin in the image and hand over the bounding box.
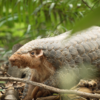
[9,26,100,100]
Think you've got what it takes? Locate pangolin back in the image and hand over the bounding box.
[17,26,100,69]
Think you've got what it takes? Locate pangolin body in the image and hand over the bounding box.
[9,26,100,100]
[16,26,100,69]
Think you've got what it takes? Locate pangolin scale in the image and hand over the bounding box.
[17,26,100,69]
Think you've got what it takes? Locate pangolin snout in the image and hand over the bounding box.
[9,55,19,65]
[9,57,15,63]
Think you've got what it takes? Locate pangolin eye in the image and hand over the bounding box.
[31,52,34,55]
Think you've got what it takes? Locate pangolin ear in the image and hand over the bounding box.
[35,49,43,57]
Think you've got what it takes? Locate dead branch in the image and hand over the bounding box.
[4,72,11,77]
[0,77,100,98]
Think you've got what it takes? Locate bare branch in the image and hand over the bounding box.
[82,0,91,9]
[0,77,100,98]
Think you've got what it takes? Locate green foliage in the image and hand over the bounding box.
[71,6,100,34]
[0,0,100,51]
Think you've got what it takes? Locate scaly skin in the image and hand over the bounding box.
[9,26,100,100]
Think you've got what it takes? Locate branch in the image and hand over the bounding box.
[82,0,91,9]
[0,77,100,98]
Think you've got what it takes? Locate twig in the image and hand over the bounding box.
[4,72,11,77]
[82,0,91,9]
[0,77,100,98]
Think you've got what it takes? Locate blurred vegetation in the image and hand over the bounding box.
[0,0,100,54]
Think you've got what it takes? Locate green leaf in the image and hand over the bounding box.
[0,81,5,84]
[49,2,55,15]
[50,12,56,24]
[0,89,3,92]
[0,0,3,17]
[11,0,14,21]
[5,0,9,21]
[40,10,45,22]
[17,0,21,23]
[28,0,32,24]
[71,6,100,35]
[0,15,18,27]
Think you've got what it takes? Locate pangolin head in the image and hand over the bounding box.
[9,40,44,69]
